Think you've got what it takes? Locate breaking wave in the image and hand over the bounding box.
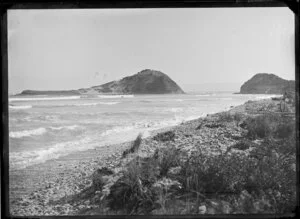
[9,105,32,109]
[9,137,93,169]
[9,127,47,138]
[9,96,81,102]
[65,102,120,106]
[255,95,282,100]
[97,95,134,99]
[9,125,82,138]
[49,125,80,131]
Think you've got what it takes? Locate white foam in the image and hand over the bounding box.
[217,97,233,100]
[97,95,134,99]
[99,102,120,105]
[64,102,120,106]
[9,127,47,138]
[49,125,80,131]
[73,102,99,106]
[10,137,93,169]
[9,96,80,102]
[80,102,119,106]
[168,108,184,113]
[9,105,32,109]
[101,126,135,136]
[255,95,282,100]
[196,94,210,97]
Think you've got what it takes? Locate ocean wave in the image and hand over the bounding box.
[255,95,282,100]
[9,105,32,109]
[49,125,80,131]
[195,94,210,97]
[97,95,134,99]
[9,125,82,138]
[10,115,58,123]
[9,127,47,138]
[216,97,233,100]
[168,108,184,113]
[53,102,120,107]
[10,137,93,169]
[9,96,80,102]
[73,102,120,106]
[101,126,135,136]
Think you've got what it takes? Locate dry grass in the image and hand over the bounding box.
[153,131,175,142]
[122,133,142,158]
[92,108,296,215]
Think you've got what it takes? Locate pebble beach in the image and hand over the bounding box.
[9,97,294,216]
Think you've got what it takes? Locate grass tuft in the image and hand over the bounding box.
[94,103,296,214]
[122,133,143,158]
[153,131,176,142]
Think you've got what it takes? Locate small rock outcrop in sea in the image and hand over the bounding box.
[20,90,81,95]
[239,73,295,94]
[18,69,185,95]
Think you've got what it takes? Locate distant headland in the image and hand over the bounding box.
[238,73,295,95]
[18,69,185,96]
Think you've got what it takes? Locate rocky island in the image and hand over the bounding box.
[18,69,185,96]
[239,73,295,94]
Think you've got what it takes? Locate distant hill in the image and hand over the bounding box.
[89,69,184,94]
[18,69,184,95]
[239,73,295,94]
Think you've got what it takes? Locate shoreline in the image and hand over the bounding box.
[9,97,292,215]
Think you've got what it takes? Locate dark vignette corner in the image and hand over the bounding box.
[0,1,299,219]
[1,5,9,219]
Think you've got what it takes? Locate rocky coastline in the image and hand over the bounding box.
[9,97,296,216]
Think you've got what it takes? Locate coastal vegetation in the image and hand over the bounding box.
[78,97,296,215]
[122,134,143,158]
[10,97,296,216]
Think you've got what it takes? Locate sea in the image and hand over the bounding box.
[8,92,280,170]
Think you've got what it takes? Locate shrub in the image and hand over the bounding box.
[122,133,142,157]
[244,113,295,140]
[156,147,181,177]
[106,125,296,214]
[195,123,203,130]
[272,97,282,101]
[205,123,224,128]
[226,139,254,153]
[92,167,114,190]
[274,121,295,139]
[175,139,296,213]
[107,146,185,214]
[233,113,243,126]
[178,151,231,195]
[217,112,233,122]
[244,114,279,139]
[107,157,156,214]
[216,112,243,126]
[153,131,175,142]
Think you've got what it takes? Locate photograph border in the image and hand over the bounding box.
[1,0,299,218]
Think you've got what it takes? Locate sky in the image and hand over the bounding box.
[8,7,295,94]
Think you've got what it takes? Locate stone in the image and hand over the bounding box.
[220,201,232,214]
[206,207,216,214]
[198,205,207,214]
[167,166,182,175]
